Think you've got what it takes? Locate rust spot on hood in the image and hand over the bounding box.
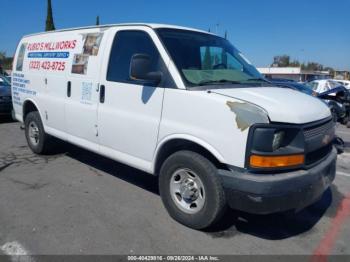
[226,101,269,131]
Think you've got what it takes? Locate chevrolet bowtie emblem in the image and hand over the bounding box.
[322,134,331,145]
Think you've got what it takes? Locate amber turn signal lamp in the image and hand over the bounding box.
[250,154,304,168]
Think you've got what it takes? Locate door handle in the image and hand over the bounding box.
[100,85,105,103]
[67,81,71,97]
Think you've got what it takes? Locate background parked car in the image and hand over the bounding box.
[318,86,350,127]
[269,79,315,96]
[271,79,350,126]
[0,75,13,118]
[4,75,11,84]
[335,80,350,89]
[306,79,342,93]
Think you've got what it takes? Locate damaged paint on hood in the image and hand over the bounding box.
[211,87,331,124]
[226,101,269,131]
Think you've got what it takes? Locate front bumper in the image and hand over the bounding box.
[218,147,337,214]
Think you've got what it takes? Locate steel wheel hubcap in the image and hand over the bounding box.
[28,121,40,146]
[170,168,205,214]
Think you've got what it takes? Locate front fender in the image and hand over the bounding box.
[152,134,226,172]
[22,98,43,122]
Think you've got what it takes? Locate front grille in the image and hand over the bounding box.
[305,144,332,166]
[303,119,335,141]
[303,118,335,166]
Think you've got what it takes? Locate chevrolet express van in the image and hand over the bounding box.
[12,24,337,229]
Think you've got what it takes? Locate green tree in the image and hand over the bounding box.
[324,66,335,75]
[0,52,4,74]
[289,60,301,67]
[271,55,291,67]
[202,47,212,70]
[0,52,13,71]
[3,58,13,71]
[0,52,5,61]
[45,0,56,31]
[271,54,334,73]
[96,15,100,26]
[301,62,324,71]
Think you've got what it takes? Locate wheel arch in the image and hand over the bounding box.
[22,99,42,122]
[153,135,228,175]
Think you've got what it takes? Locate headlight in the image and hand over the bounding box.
[272,131,284,151]
[247,125,305,170]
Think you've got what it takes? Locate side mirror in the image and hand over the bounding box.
[130,54,162,85]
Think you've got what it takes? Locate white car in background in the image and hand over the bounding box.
[335,80,350,89]
[307,79,342,93]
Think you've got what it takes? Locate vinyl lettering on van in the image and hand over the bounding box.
[26,40,78,73]
[11,73,36,106]
[28,52,70,59]
[27,40,77,51]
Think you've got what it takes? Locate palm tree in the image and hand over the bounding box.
[45,0,56,31]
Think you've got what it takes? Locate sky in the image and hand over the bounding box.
[1,0,349,70]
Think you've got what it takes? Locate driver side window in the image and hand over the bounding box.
[107,30,174,88]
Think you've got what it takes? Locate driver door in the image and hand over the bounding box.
[97,28,172,171]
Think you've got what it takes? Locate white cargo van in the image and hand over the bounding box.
[12,24,337,229]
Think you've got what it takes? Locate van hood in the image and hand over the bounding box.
[210,87,331,124]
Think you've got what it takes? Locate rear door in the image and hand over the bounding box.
[97,27,174,171]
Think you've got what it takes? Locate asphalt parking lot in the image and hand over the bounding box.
[0,117,349,257]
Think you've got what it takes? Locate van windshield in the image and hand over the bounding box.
[156,28,265,88]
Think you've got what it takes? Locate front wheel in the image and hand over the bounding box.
[159,151,226,229]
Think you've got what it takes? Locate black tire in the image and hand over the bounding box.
[340,116,349,125]
[11,108,17,122]
[159,150,226,229]
[24,111,53,154]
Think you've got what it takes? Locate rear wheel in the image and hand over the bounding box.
[159,150,226,229]
[11,108,16,121]
[24,111,53,154]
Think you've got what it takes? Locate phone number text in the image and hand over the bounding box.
[29,61,66,71]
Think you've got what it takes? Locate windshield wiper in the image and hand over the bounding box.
[245,78,270,83]
[198,79,242,86]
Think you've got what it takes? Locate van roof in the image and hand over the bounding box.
[24,23,213,37]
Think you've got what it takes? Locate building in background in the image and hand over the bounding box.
[257,67,331,82]
[334,70,350,80]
